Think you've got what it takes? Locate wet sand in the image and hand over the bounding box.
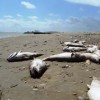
[0,33,100,100]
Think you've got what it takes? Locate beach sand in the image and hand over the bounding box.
[0,33,100,100]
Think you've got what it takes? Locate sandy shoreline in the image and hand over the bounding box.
[0,33,100,100]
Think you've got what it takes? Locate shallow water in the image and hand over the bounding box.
[0,32,23,38]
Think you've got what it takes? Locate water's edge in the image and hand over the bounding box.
[0,32,23,39]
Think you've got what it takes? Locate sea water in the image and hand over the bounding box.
[0,32,23,38]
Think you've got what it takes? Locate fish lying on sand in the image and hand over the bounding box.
[29,59,48,78]
[87,77,100,100]
[7,51,43,62]
[87,45,98,53]
[64,42,86,47]
[63,46,87,52]
[43,52,86,62]
[43,52,100,63]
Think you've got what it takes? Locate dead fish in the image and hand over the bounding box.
[94,50,100,57]
[87,45,98,53]
[78,53,100,63]
[7,51,43,62]
[43,52,87,62]
[29,59,48,78]
[43,52,100,63]
[63,46,86,52]
[64,42,85,47]
[87,77,100,100]
[90,54,100,63]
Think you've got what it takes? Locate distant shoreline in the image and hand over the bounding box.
[0,31,100,39]
[0,32,23,39]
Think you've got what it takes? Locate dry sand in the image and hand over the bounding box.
[0,33,100,100]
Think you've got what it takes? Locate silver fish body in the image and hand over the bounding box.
[7,51,43,62]
[29,59,47,78]
[87,77,100,100]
